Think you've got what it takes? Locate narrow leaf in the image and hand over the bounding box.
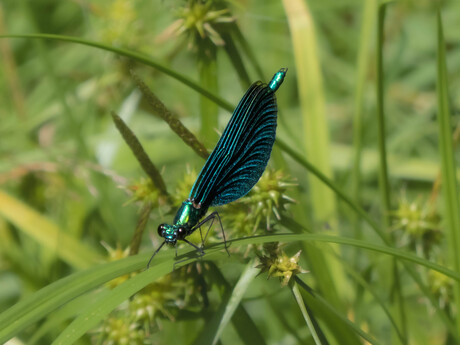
[351,0,377,205]
[436,11,460,335]
[376,3,391,222]
[211,260,259,345]
[51,261,172,345]
[130,71,209,159]
[2,233,459,343]
[282,0,336,222]
[291,282,328,345]
[111,111,168,196]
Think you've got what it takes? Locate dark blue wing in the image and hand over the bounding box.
[189,81,278,207]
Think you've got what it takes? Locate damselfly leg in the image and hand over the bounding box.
[193,211,230,256]
[147,241,166,268]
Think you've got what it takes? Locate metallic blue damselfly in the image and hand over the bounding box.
[149,68,287,266]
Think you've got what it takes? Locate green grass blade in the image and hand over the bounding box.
[50,261,172,345]
[376,4,407,342]
[0,190,102,269]
[291,282,327,345]
[193,262,266,345]
[436,11,460,335]
[282,0,336,222]
[189,233,460,282]
[2,232,459,343]
[28,289,110,344]
[351,0,378,327]
[376,3,391,222]
[0,254,147,343]
[351,0,377,209]
[239,233,460,281]
[0,34,390,239]
[282,0,348,313]
[211,260,260,345]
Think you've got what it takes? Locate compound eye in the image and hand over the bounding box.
[177,227,186,240]
[157,224,166,237]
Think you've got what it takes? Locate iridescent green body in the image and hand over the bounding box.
[160,201,207,244]
[151,69,287,265]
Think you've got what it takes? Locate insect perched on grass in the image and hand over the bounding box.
[148,68,287,266]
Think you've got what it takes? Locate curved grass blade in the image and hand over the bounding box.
[228,234,460,281]
[0,253,152,344]
[50,260,173,345]
[0,33,234,112]
[28,289,111,344]
[0,33,387,240]
[2,232,459,344]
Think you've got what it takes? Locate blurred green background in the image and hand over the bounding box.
[1,0,460,344]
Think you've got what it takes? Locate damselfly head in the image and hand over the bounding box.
[157,223,188,244]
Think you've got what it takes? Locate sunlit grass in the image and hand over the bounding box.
[1,1,460,344]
